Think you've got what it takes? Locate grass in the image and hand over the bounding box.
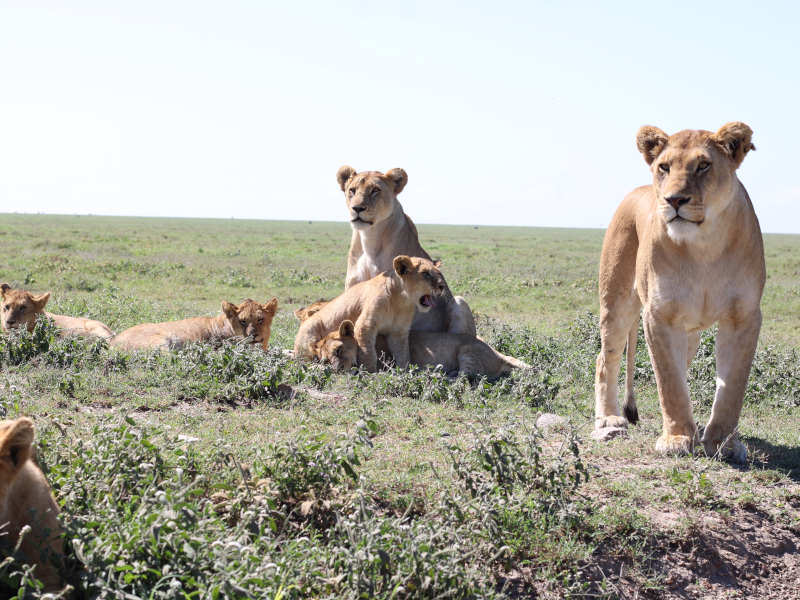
[0,213,799,599]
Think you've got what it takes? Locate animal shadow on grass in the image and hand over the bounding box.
[746,436,800,482]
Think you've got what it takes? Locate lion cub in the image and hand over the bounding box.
[293,256,443,372]
[0,417,64,592]
[1,283,113,340]
[111,298,278,351]
[313,323,529,378]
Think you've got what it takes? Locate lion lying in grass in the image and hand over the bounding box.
[0,417,64,592]
[298,312,530,378]
[293,256,443,372]
[1,283,113,339]
[110,298,278,351]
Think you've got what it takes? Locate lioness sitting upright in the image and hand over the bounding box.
[336,165,476,336]
[294,256,443,372]
[1,283,114,339]
[0,417,64,592]
[594,122,764,462]
[111,298,278,351]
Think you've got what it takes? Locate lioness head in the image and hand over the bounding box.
[337,166,408,231]
[0,284,50,333]
[636,122,755,242]
[392,255,445,313]
[221,297,279,349]
[0,417,34,498]
[313,320,358,370]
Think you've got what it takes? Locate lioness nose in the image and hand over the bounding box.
[352,205,366,213]
[665,195,691,210]
[6,319,15,326]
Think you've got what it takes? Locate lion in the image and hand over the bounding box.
[313,322,531,378]
[0,417,64,592]
[293,255,443,372]
[594,122,764,463]
[335,165,476,336]
[1,283,114,339]
[110,298,278,351]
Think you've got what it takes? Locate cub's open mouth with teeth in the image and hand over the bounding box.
[419,294,435,309]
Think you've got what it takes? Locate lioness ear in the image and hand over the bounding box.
[432,259,442,269]
[384,168,408,194]
[393,255,413,276]
[711,122,755,168]
[0,283,10,298]
[339,320,355,338]
[263,297,278,312]
[337,165,356,192]
[636,126,669,165]
[32,292,50,310]
[221,301,238,317]
[0,418,34,470]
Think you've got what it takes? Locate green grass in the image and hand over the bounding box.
[1,213,799,599]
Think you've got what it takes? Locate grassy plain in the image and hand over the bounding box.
[0,213,798,599]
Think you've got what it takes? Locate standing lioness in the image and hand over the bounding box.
[595,122,764,462]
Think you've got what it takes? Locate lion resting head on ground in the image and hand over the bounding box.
[0,417,64,592]
[313,320,359,371]
[1,283,114,339]
[594,122,764,463]
[335,166,476,336]
[294,255,444,372]
[110,297,278,351]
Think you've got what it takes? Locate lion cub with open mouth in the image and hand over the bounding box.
[111,298,278,351]
[1,283,114,340]
[293,255,443,372]
[0,417,64,592]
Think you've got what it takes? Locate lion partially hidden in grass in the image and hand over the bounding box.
[110,298,278,351]
[0,417,64,592]
[294,256,443,372]
[1,283,113,339]
[594,122,764,462]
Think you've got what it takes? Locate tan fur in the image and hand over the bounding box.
[294,256,443,372]
[0,284,114,340]
[111,298,278,351]
[314,324,530,378]
[293,300,328,322]
[595,122,764,462]
[337,166,476,336]
[0,418,64,592]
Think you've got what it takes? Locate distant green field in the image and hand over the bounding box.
[0,213,798,599]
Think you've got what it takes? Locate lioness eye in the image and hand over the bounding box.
[348,188,355,196]
[335,348,342,357]
[239,319,247,326]
[696,161,710,173]
[658,163,670,174]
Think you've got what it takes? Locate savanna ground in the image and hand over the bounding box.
[0,213,799,599]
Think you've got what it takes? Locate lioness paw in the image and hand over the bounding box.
[655,434,695,456]
[702,435,747,464]
[594,415,629,430]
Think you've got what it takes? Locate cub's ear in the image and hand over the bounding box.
[432,259,443,269]
[393,255,413,276]
[711,122,755,168]
[339,320,355,338]
[636,126,669,165]
[384,168,408,194]
[0,417,34,469]
[337,165,357,191]
[263,297,278,312]
[221,301,238,317]
[32,292,50,310]
[0,283,10,298]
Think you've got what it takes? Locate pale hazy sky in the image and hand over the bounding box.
[1,1,798,232]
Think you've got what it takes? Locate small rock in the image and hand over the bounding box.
[177,434,199,443]
[536,413,567,429]
[591,426,627,441]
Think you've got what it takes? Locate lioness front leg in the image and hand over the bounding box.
[385,332,410,369]
[702,311,761,463]
[642,312,697,455]
[354,318,379,373]
[595,301,640,430]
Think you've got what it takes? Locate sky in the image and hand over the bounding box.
[1,1,798,232]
